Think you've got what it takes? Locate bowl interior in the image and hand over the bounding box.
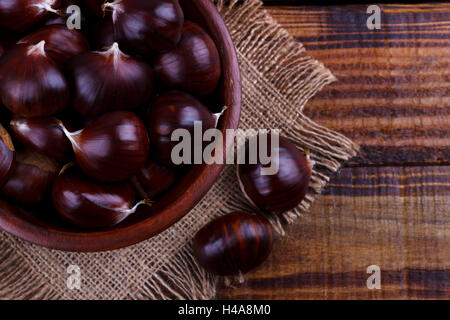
[0,0,241,252]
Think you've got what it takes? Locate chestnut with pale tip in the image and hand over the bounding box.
[1,149,59,204]
[154,21,222,96]
[0,123,15,187]
[193,211,274,277]
[67,42,154,118]
[19,25,89,65]
[0,0,63,31]
[147,90,216,166]
[10,117,73,162]
[237,135,314,214]
[103,0,184,54]
[59,111,150,182]
[0,41,70,117]
[52,166,152,229]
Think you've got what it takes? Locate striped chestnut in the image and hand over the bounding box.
[154,21,221,96]
[10,116,73,162]
[237,134,314,214]
[1,149,59,204]
[59,111,150,182]
[52,166,151,228]
[0,123,15,187]
[193,211,274,277]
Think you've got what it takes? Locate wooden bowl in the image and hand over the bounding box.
[0,0,241,252]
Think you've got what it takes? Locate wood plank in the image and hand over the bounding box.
[216,166,450,299]
[266,4,450,165]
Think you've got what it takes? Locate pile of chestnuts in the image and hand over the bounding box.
[0,0,223,228]
[0,0,315,279]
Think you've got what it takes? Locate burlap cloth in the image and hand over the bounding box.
[0,0,358,300]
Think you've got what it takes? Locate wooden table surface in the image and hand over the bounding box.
[217,3,450,300]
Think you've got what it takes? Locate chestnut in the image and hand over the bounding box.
[67,42,153,117]
[103,0,184,54]
[147,90,216,166]
[0,123,15,187]
[0,41,70,117]
[237,135,314,214]
[2,149,59,204]
[19,25,89,65]
[10,116,73,162]
[154,21,221,96]
[52,166,149,228]
[193,212,274,277]
[134,161,176,199]
[0,0,63,31]
[60,111,150,182]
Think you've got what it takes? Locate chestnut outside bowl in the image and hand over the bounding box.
[0,0,241,252]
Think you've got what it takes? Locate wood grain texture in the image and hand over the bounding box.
[268,4,450,165]
[216,4,450,300]
[217,166,450,299]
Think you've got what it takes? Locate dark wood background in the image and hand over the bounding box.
[217,3,450,299]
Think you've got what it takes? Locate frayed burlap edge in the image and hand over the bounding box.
[0,0,358,300]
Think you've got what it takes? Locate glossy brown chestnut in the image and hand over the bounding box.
[134,162,176,199]
[0,123,15,187]
[60,111,150,182]
[68,42,153,118]
[52,166,149,228]
[154,21,221,96]
[193,211,274,277]
[2,149,59,204]
[147,90,216,166]
[237,135,314,214]
[0,0,63,31]
[0,41,70,117]
[10,117,73,162]
[103,0,184,54]
[19,25,89,65]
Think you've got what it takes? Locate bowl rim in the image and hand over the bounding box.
[0,0,242,252]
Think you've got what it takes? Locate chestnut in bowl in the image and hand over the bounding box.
[0,41,70,117]
[148,90,216,166]
[19,25,89,65]
[67,42,153,118]
[61,111,150,182]
[104,0,184,54]
[0,0,63,32]
[52,166,149,229]
[193,212,274,277]
[154,21,222,96]
[0,0,241,252]
[1,149,59,204]
[10,117,73,162]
